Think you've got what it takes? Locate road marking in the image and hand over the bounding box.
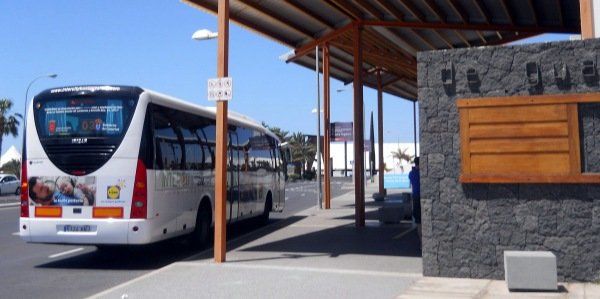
[48,247,84,259]
[0,204,19,209]
[393,226,416,240]
[12,232,19,236]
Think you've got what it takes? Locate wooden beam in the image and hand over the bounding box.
[323,44,331,210]
[420,0,470,47]
[526,0,538,26]
[352,23,365,228]
[372,0,436,50]
[580,0,594,39]
[353,0,431,51]
[422,0,445,21]
[398,0,426,22]
[330,42,417,77]
[433,30,455,48]
[360,20,577,33]
[499,0,515,25]
[448,0,470,22]
[287,23,354,62]
[214,0,229,264]
[471,0,500,43]
[237,0,314,39]
[354,0,384,19]
[325,0,364,20]
[281,0,334,29]
[556,0,564,27]
[472,0,491,23]
[376,69,385,197]
[447,0,487,43]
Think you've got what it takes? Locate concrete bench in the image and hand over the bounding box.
[504,251,557,291]
[378,200,407,223]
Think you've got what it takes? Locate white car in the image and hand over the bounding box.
[0,174,20,195]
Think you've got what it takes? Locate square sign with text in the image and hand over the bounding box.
[207,77,233,101]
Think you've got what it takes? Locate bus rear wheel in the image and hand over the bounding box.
[191,202,211,248]
[261,193,272,224]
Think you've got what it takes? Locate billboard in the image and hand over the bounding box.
[330,122,353,142]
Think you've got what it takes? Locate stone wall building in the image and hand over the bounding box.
[418,38,600,281]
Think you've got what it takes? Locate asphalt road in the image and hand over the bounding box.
[0,179,351,299]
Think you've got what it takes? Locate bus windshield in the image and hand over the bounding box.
[33,96,137,139]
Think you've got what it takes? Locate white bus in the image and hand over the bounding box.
[20,85,286,246]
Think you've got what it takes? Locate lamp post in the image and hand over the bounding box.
[24,73,57,148]
[25,74,57,113]
[312,107,323,209]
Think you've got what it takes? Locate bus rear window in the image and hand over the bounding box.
[33,97,136,139]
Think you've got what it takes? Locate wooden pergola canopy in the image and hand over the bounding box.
[183,0,581,100]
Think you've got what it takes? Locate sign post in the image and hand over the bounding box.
[214,0,229,264]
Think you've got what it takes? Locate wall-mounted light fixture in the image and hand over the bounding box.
[553,63,569,89]
[466,68,480,92]
[582,59,597,84]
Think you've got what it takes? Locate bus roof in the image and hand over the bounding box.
[36,85,280,143]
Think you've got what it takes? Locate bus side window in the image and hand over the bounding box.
[153,109,183,170]
[200,123,216,170]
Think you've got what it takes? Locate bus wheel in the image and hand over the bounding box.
[191,202,211,248]
[262,193,272,224]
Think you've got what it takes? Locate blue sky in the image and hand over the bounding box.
[0,1,571,155]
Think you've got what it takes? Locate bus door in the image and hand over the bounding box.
[274,146,284,210]
[228,131,240,222]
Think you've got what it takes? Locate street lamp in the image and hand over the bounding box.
[25,74,57,109]
[24,73,58,145]
[192,29,218,41]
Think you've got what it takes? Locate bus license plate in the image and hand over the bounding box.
[61,225,94,232]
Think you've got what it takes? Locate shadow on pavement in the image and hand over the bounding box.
[35,215,306,270]
[240,222,422,259]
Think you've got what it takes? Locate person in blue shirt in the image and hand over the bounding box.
[408,157,421,247]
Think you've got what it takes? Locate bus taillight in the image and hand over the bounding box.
[20,160,28,217]
[130,159,147,219]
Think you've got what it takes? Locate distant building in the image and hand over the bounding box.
[323,142,419,176]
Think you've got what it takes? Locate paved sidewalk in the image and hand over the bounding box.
[89,182,423,299]
[398,277,600,298]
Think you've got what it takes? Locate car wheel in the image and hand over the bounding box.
[15,187,20,195]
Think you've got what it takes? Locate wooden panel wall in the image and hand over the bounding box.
[458,94,600,183]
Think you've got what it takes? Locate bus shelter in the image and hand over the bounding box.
[184,0,585,225]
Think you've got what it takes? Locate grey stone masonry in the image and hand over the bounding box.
[418,38,600,282]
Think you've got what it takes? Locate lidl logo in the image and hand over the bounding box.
[107,185,120,200]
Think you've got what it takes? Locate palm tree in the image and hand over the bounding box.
[391,147,414,164]
[261,122,290,143]
[289,132,316,176]
[0,99,22,158]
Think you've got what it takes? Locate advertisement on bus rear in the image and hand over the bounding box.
[27,176,96,206]
[27,176,135,207]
